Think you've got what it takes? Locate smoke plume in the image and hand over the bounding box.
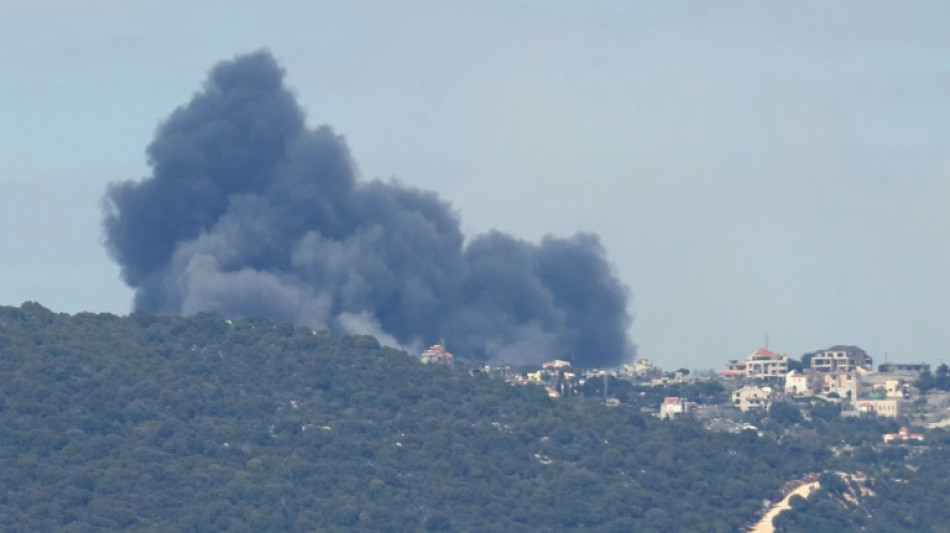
[102,50,633,367]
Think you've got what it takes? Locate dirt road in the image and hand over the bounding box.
[748,481,820,533]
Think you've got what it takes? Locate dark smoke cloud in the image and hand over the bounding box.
[102,50,634,367]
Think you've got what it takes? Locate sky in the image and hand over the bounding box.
[2,1,949,370]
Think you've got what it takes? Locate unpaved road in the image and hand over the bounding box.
[748,481,820,533]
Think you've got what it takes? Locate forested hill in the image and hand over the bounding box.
[0,302,937,532]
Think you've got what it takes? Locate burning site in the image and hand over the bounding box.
[102,50,634,367]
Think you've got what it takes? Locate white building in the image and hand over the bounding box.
[883,427,924,443]
[785,371,815,396]
[847,399,900,418]
[722,347,788,381]
[659,396,691,419]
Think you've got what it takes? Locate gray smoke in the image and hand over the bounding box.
[102,50,633,367]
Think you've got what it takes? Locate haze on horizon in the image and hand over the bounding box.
[2,1,949,370]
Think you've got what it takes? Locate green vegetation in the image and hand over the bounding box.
[579,375,728,407]
[774,430,950,532]
[0,302,946,531]
[916,363,950,392]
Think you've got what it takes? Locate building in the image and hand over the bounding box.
[420,343,454,365]
[878,362,931,376]
[785,371,817,396]
[883,427,924,443]
[720,358,746,379]
[659,396,691,419]
[746,348,789,379]
[874,379,910,400]
[821,371,856,398]
[846,399,900,418]
[721,347,789,381]
[733,386,773,412]
[858,369,917,401]
[810,345,872,373]
[840,370,901,418]
[623,358,656,377]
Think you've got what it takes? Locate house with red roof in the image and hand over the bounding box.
[420,343,454,365]
[659,396,691,419]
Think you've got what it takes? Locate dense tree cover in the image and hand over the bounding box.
[774,431,950,533]
[0,302,943,531]
[760,398,898,448]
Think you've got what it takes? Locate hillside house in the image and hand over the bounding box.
[722,347,788,381]
[845,399,900,418]
[873,379,910,400]
[659,396,691,419]
[883,427,924,443]
[820,371,856,398]
[836,370,902,418]
[810,345,872,374]
[847,369,916,403]
[622,358,657,378]
[420,343,454,365]
[785,371,818,396]
[733,386,773,412]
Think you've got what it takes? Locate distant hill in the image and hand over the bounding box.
[0,302,947,531]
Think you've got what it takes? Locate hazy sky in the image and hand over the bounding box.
[2,1,949,369]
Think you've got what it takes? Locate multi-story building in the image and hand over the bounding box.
[809,345,872,373]
[746,348,789,379]
[841,370,902,418]
[722,347,788,381]
[720,360,746,379]
[733,386,773,412]
[821,371,857,397]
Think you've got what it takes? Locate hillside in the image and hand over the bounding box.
[0,302,946,531]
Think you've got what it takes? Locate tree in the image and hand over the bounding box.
[936,363,950,391]
[769,402,803,425]
[3,303,943,532]
[917,369,936,392]
[800,352,816,369]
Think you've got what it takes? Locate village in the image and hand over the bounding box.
[419,342,950,442]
